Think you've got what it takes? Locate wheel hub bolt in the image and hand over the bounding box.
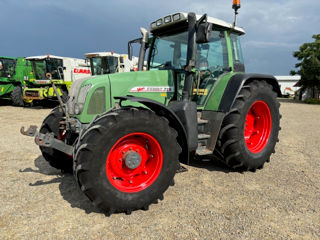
[129,180,132,184]
[144,171,148,175]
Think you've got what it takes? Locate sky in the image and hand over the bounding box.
[0,0,319,75]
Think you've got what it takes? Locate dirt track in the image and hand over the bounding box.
[0,99,319,239]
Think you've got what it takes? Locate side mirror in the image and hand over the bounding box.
[128,38,142,61]
[196,14,212,44]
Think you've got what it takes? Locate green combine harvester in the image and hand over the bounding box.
[0,56,34,106]
[22,1,281,215]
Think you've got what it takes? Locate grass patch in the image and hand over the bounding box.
[304,98,320,104]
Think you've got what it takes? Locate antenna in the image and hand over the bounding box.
[232,0,241,28]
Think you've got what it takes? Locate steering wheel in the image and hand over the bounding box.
[208,65,223,76]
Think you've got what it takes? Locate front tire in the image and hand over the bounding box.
[11,86,24,106]
[217,80,280,170]
[74,108,181,214]
[39,107,73,172]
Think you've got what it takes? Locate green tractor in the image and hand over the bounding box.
[21,6,281,214]
[0,57,34,106]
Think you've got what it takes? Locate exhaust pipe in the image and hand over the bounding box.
[138,28,149,71]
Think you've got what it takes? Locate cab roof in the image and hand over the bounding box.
[26,55,64,60]
[150,12,245,35]
[0,56,17,60]
[26,55,84,61]
[85,52,124,58]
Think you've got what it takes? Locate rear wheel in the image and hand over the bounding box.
[74,108,180,214]
[39,107,73,172]
[11,86,24,106]
[217,80,280,170]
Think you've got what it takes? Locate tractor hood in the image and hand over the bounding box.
[72,70,175,123]
[108,70,175,106]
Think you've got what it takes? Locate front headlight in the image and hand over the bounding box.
[74,103,84,115]
[73,84,91,114]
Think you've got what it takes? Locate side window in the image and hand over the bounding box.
[34,61,46,79]
[91,58,103,75]
[7,60,16,77]
[107,57,118,73]
[196,31,228,72]
[193,30,228,105]
[230,33,245,72]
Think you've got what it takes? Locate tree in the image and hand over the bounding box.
[291,34,320,98]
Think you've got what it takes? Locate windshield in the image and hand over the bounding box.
[149,30,229,71]
[0,58,16,78]
[90,56,119,75]
[31,58,63,80]
[150,31,188,70]
[149,29,229,105]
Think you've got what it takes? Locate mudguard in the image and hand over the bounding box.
[218,73,282,113]
[114,96,190,162]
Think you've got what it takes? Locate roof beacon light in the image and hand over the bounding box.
[232,0,241,28]
[232,0,241,10]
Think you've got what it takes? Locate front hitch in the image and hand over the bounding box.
[20,125,74,156]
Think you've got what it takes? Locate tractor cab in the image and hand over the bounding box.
[85,52,138,75]
[0,57,17,79]
[146,13,245,105]
[27,55,64,81]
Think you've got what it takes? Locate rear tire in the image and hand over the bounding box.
[11,86,24,107]
[217,80,280,170]
[39,107,73,172]
[74,108,181,214]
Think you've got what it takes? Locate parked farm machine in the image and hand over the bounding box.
[0,56,34,106]
[22,55,90,103]
[22,1,281,215]
[85,52,139,75]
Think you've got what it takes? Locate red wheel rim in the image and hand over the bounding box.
[106,132,163,193]
[244,101,272,153]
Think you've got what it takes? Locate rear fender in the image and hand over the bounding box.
[218,73,281,113]
[114,96,189,163]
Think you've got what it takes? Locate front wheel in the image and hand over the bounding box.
[11,86,24,106]
[217,80,281,170]
[74,108,181,214]
[39,107,74,172]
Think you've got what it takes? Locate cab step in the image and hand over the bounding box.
[196,146,213,156]
[197,118,209,124]
[198,133,211,140]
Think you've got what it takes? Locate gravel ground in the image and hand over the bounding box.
[0,99,319,240]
